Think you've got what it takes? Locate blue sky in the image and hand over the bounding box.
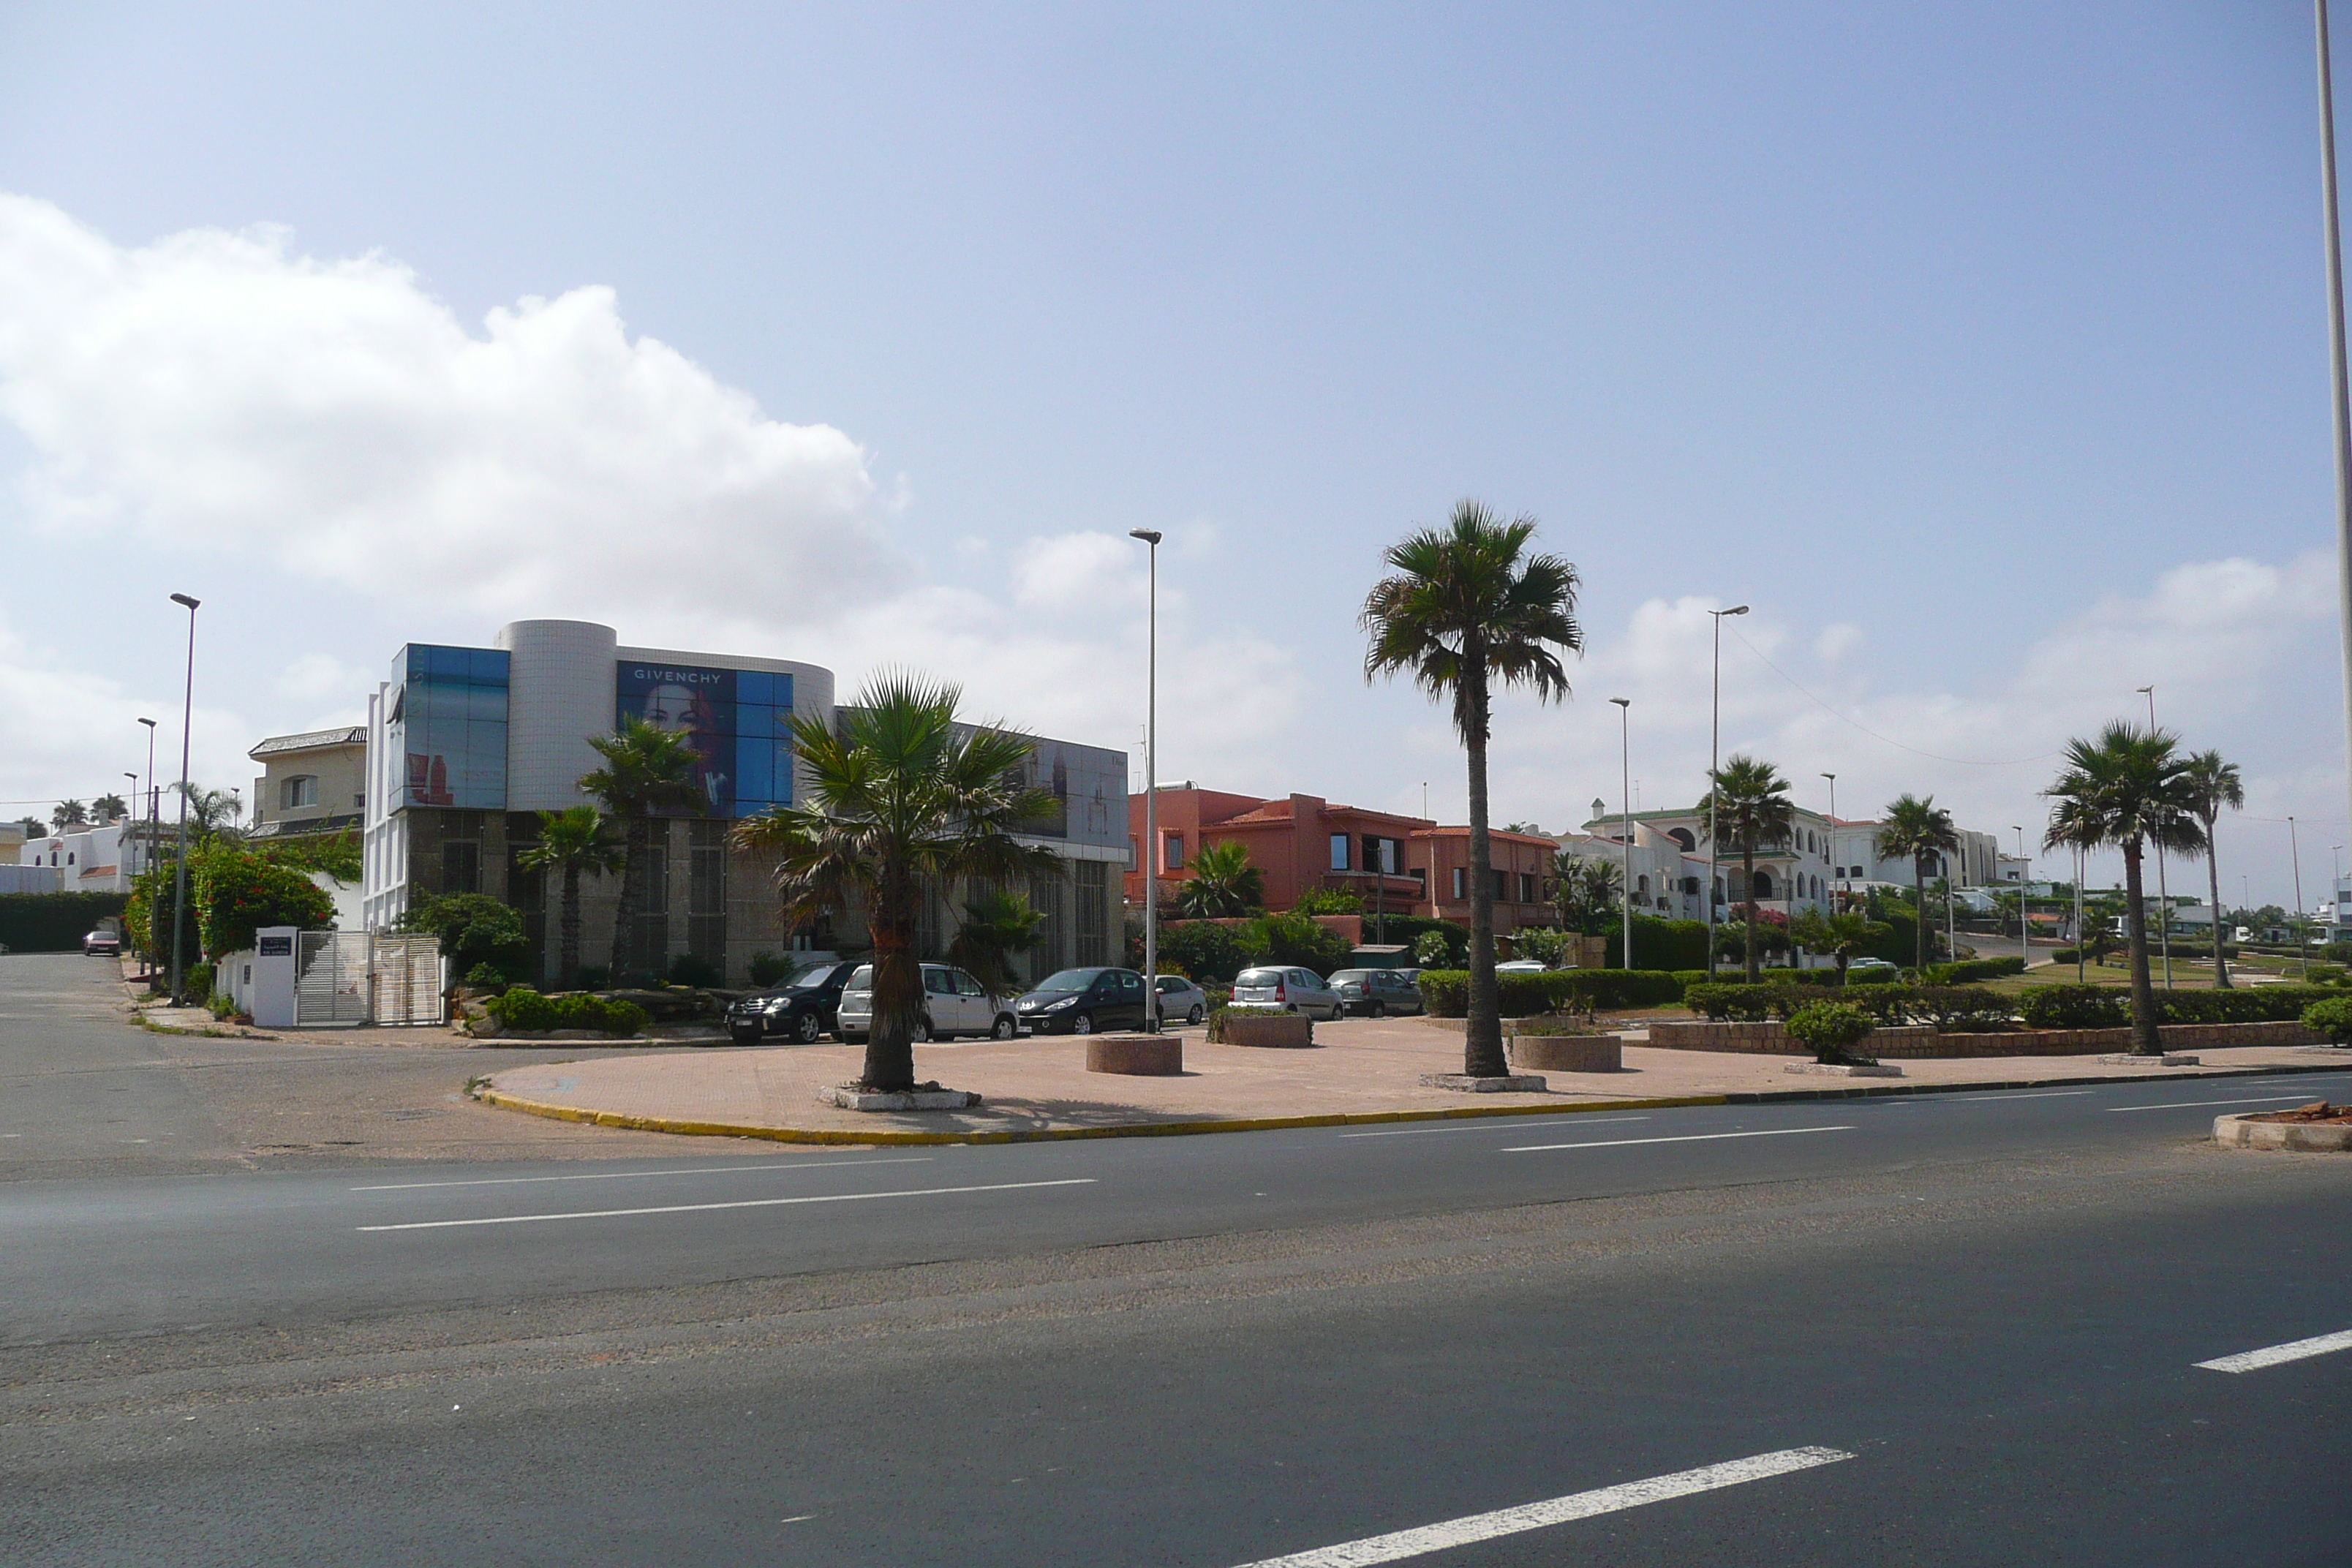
[0,2,2345,905]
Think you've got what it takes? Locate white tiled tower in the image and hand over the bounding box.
[497,619,620,811]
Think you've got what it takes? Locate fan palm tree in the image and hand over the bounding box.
[1362,501,1582,1078]
[2180,750,2244,990]
[1699,756,1795,981]
[1175,840,1266,918]
[1545,850,1621,936]
[948,889,1047,1000]
[172,784,245,843]
[91,794,128,821]
[51,799,87,832]
[1876,793,1959,971]
[2043,723,2204,1055]
[517,805,626,990]
[731,674,1061,1093]
[579,717,706,985]
[1789,907,1891,985]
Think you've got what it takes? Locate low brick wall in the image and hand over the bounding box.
[1648,1018,2318,1058]
[1508,1034,1624,1072]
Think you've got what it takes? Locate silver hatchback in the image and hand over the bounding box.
[1229,965,1345,1019]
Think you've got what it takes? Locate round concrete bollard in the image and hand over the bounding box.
[1086,1033,1184,1076]
[1508,1033,1623,1072]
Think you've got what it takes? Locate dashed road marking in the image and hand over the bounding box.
[358,1177,1096,1232]
[2195,1327,2352,1373]
[1504,1126,1853,1154]
[349,1156,930,1191]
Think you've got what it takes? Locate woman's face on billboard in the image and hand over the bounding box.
[641,683,696,734]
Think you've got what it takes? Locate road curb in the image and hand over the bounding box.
[470,1087,1735,1146]
[1721,1060,2352,1104]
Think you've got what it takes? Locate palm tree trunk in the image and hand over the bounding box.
[866,895,921,1092]
[559,864,582,990]
[2122,840,2161,1055]
[1463,660,1506,1078]
[609,819,640,986]
[1742,845,1760,983]
[2205,821,2231,990]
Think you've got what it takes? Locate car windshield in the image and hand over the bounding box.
[1235,968,1285,987]
[1033,968,1104,993]
[1328,970,1369,984]
[783,964,842,990]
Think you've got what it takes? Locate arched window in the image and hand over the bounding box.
[1668,828,1695,852]
[1635,875,1650,897]
[1752,869,1774,900]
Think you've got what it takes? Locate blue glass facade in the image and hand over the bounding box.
[614,660,794,818]
[393,645,510,810]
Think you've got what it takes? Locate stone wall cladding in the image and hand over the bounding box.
[1648,1018,2317,1058]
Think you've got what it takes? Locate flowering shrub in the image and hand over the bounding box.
[189,844,335,958]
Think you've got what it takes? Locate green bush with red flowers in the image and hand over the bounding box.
[189,843,336,958]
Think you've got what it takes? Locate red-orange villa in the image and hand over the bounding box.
[1123,787,1558,935]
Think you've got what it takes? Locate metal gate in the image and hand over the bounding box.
[292,931,445,1026]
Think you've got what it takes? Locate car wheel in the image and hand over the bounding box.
[1186,1004,1203,1025]
[1368,1000,1384,1019]
[912,1016,933,1043]
[792,1010,823,1044]
[1073,1011,1096,1035]
[992,1014,1017,1040]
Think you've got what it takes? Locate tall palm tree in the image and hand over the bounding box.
[1876,793,1959,971]
[2043,723,2204,1055]
[2180,750,2244,990]
[1544,850,1621,936]
[172,783,245,843]
[51,800,87,832]
[1789,907,1890,985]
[579,717,706,985]
[91,794,128,821]
[1699,756,1795,981]
[1175,840,1266,918]
[517,805,625,990]
[731,674,1061,1093]
[947,889,1046,999]
[1362,502,1581,1077]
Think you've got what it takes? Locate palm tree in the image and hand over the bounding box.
[579,717,706,985]
[2180,750,2244,990]
[1175,840,1266,918]
[731,674,1061,1093]
[1545,850,1621,936]
[2043,723,2204,1055]
[1789,907,1890,984]
[517,805,625,990]
[1362,502,1582,1078]
[172,784,244,843]
[91,794,127,821]
[1699,756,1795,981]
[51,800,87,832]
[948,889,1046,1000]
[1876,793,1959,971]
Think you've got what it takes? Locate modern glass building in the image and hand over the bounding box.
[361,619,1127,986]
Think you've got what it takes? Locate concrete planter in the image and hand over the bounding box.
[1420,1072,1548,1093]
[1087,1033,1184,1076]
[817,1084,983,1112]
[1508,1034,1623,1072]
[1782,1061,1904,1077]
[1221,1013,1315,1049]
[2213,1112,2352,1151]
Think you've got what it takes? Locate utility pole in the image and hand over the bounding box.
[2315,0,2352,856]
[1705,605,1748,977]
[167,593,200,1006]
[2138,685,2173,988]
[1128,529,1161,1032]
[1612,698,1632,969]
[137,717,157,981]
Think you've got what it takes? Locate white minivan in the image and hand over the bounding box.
[835,963,1020,1042]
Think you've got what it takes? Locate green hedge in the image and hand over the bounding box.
[1594,916,1712,972]
[1686,982,2015,1030]
[2302,996,2352,1044]
[1415,968,1685,1018]
[0,891,130,952]
[1920,957,2028,985]
[483,987,651,1036]
[2014,984,2342,1030]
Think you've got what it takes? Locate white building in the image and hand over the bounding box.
[1831,818,2002,894]
[15,818,140,893]
[1573,803,1839,920]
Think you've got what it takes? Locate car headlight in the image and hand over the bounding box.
[1045,996,1076,1010]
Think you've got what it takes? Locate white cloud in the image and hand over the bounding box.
[1814,622,1863,663]
[274,652,366,702]
[0,611,249,813]
[0,195,895,628]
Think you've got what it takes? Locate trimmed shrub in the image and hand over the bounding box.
[2017,985,2131,1030]
[2154,985,2340,1025]
[182,960,214,1004]
[464,962,510,992]
[1558,970,1684,1011]
[1161,920,1245,984]
[1595,916,1711,972]
[1417,968,1685,1018]
[1206,1004,1285,1043]
[0,890,132,953]
[1846,967,1900,986]
[483,987,651,1036]
[1920,957,2027,985]
[2300,995,2352,1044]
[1683,982,1781,1022]
[1783,1000,1876,1065]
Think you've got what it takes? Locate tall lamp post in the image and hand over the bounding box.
[167,593,200,1006]
[1128,529,1162,1033]
[1820,773,1837,910]
[2136,685,2174,988]
[1704,604,1749,977]
[1610,698,1632,969]
[2291,813,2309,978]
[137,717,157,981]
[2314,0,2352,850]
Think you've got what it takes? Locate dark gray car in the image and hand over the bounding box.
[1329,967,1423,1017]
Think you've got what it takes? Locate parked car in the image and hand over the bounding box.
[1847,957,1899,974]
[83,928,120,957]
[837,962,1021,1042]
[1493,958,1548,974]
[1230,965,1345,1019]
[1151,973,1210,1027]
[1328,968,1424,1017]
[725,959,859,1045]
[1013,967,1150,1035]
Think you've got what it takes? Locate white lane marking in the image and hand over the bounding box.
[350,1157,930,1191]
[2105,1095,2322,1114]
[2196,1327,2352,1373]
[1504,1126,1853,1154]
[358,1177,1095,1232]
[1226,1446,1854,1567]
[1341,1117,1652,1139]
[1943,1090,2095,1103]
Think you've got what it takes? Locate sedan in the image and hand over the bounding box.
[83,929,120,957]
[1328,967,1424,1018]
[1230,965,1345,1020]
[1151,974,1209,1027]
[1013,967,1150,1035]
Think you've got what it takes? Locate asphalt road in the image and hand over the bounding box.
[6,953,2351,1564]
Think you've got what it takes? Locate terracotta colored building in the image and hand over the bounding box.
[1125,787,1557,935]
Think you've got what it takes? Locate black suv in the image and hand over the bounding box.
[726,960,859,1045]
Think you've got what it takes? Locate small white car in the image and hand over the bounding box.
[836,963,1019,1042]
[1230,965,1345,1019]
[1151,974,1209,1026]
[1847,957,1899,973]
[83,928,121,957]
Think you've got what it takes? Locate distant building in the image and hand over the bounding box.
[1572,804,1839,920]
[249,727,367,839]
[1830,818,2002,894]
[13,818,136,893]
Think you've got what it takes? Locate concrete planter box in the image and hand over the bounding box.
[1087,1033,1184,1076]
[1783,1061,1904,1077]
[1220,1013,1315,1049]
[817,1084,983,1112]
[1420,1072,1548,1093]
[1508,1034,1623,1072]
[2214,1112,2352,1151]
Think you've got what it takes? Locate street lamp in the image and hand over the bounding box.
[168,593,199,1006]
[2013,824,2028,963]
[137,717,157,981]
[2137,685,2174,989]
[1128,529,1162,1033]
[2313,0,2352,858]
[2291,813,2309,978]
[1705,605,1748,978]
[1611,699,1632,969]
[1820,773,1837,908]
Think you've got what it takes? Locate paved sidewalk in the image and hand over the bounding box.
[478,1017,2352,1145]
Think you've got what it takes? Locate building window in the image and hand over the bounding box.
[1163,832,1183,872]
[1492,868,1507,900]
[1076,861,1109,965]
[1635,875,1650,899]
[1752,869,1774,900]
[1452,867,1466,900]
[1519,872,1538,904]
[1127,837,1139,872]
[1330,833,1349,872]
[281,775,320,810]
[442,840,480,894]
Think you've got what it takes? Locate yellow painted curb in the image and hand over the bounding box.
[472,1087,1733,1147]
